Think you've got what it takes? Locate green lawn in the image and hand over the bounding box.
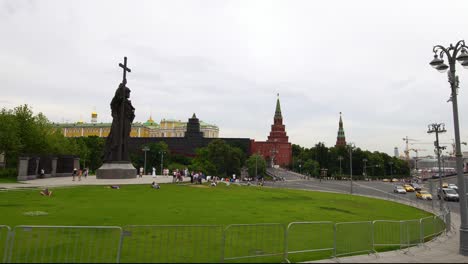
[0,183,441,263]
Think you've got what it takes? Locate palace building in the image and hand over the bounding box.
[53,111,219,139]
[250,94,292,167]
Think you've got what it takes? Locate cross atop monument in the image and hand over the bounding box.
[119,57,131,83]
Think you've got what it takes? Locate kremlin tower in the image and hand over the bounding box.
[250,94,292,167]
[335,112,347,147]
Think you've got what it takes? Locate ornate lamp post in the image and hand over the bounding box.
[159,151,166,175]
[142,146,150,176]
[429,40,468,255]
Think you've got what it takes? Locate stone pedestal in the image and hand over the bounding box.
[96,161,137,179]
[73,157,80,171]
[17,157,29,181]
[51,157,58,177]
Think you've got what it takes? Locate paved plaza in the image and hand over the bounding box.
[1,175,467,263]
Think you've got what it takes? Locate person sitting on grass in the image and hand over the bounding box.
[40,188,52,196]
[151,181,160,189]
[108,185,120,189]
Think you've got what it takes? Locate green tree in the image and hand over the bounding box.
[303,159,320,177]
[246,154,266,178]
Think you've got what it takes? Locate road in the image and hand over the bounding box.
[265,168,468,215]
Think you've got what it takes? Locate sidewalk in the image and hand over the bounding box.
[0,175,187,190]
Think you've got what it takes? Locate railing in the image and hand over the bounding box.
[0,210,449,263]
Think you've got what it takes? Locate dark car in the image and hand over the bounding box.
[410,183,422,191]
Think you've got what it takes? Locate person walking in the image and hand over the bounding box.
[72,168,77,181]
[139,167,143,178]
[152,167,156,178]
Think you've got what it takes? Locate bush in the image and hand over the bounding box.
[0,168,17,178]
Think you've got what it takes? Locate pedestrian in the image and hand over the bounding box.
[72,168,77,181]
[84,168,88,178]
[40,168,45,179]
[78,168,82,181]
[139,167,143,178]
[190,171,193,184]
[152,167,156,178]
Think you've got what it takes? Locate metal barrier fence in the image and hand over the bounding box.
[119,225,223,263]
[6,226,122,263]
[0,226,10,264]
[0,211,449,263]
[223,223,285,263]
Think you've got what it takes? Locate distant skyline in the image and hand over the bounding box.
[1,0,468,157]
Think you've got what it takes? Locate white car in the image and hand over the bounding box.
[393,185,407,194]
[448,183,458,191]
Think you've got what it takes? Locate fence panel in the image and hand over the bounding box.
[421,216,436,242]
[334,221,373,257]
[1,226,11,264]
[372,220,401,252]
[400,219,421,249]
[223,223,285,263]
[434,214,446,237]
[7,226,122,263]
[285,222,334,263]
[119,225,223,263]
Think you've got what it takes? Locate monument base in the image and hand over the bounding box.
[96,162,137,179]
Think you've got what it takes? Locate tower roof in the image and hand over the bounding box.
[275,93,282,119]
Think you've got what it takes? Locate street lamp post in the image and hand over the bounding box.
[389,162,393,178]
[348,143,355,194]
[428,123,447,212]
[363,158,368,179]
[430,40,468,255]
[159,151,166,176]
[142,146,150,176]
[338,156,343,177]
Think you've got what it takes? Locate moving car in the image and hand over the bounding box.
[448,183,458,192]
[391,178,399,182]
[394,185,407,194]
[382,178,390,182]
[416,190,432,200]
[403,184,415,192]
[410,183,422,191]
[442,182,449,188]
[437,188,459,202]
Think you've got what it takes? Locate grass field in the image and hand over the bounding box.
[0,183,441,263]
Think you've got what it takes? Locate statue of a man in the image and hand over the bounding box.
[103,80,135,162]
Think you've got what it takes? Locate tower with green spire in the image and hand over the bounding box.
[335,112,347,147]
[268,93,289,143]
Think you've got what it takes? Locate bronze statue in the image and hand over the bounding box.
[103,57,135,162]
[103,80,135,162]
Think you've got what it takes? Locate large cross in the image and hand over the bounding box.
[119,57,131,83]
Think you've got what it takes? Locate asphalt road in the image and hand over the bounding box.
[265,169,468,215]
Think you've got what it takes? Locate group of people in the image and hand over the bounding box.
[72,168,89,181]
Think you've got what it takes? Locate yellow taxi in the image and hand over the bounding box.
[403,184,415,192]
[442,182,449,188]
[416,190,433,200]
[382,178,390,182]
[391,178,399,182]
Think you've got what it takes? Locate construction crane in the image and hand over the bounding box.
[408,148,427,170]
[402,136,418,163]
[410,139,467,156]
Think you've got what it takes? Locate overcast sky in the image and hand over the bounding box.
[2,0,468,157]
